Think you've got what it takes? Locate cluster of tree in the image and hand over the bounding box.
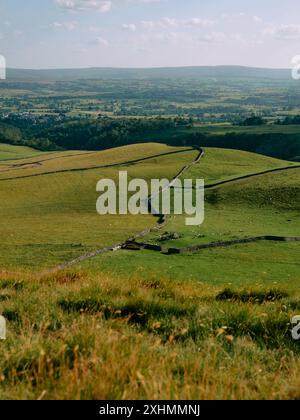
[275,116,300,125]
[1,114,300,161]
[238,116,266,126]
[0,116,193,151]
[0,122,59,151]
[177,132,300,161]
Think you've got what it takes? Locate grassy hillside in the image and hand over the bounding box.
[0,144,298,273]
[0,143,197,269]
[180,147,297,184]
[83,150,300,286]
[0,143,192,180]
[0,143,44,161]
[0,143,299,400]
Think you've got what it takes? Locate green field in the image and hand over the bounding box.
[0,143,197,269]
[81,150,300,286]
[0,142,299,400]
[0,143,193,180]
[193,123,300,135]
[0,143,46,161]
[180,147,298,184]
[2,66,300,122]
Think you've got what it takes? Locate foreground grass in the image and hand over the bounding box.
[0,269,300,400]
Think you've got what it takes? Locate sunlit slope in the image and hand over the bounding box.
[86,162,300,285]
[168,166,300,247]
[169,148,300,245]
[0,144,198,270]
[0,143,45,161]
[181,147,297,185]
[0,143,192,180]
[207,166,300,210]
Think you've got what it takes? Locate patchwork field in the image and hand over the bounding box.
[0,142,299,400]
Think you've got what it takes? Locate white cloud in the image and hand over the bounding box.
[221,12,248,22]
[13,30,23,37]
[55,0,112,12]
[264,24,300,40]
[140,20,155,29]
[253,16,263,24]
[141,17,176,29]
[89,26,103,32]
[92,36,109,46]
[55,0,163,12]
[122,23,137,32]
[134,0,163,3]
[50,21,78,31]
[159,17,177,28]
[199,31,226,43]
[186,18,216,27]
[140,17,215,30]
[275,24,300,40]
[139,31,194,45]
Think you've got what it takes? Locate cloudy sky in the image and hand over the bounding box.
[0,0,300,69]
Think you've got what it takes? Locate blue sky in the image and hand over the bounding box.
[0,0,300,68]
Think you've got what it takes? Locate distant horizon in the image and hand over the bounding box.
[7,64,292,71]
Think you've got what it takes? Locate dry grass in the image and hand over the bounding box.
[0,269,300,400]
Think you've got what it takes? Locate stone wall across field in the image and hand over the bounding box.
[167,236,300,254]
[122,236,300,255]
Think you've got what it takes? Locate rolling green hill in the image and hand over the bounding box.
[1,142,297,278]
[83,148,300,286]
[0,143,193,180]
[192,131,300,161]
[6,66,292,81]
[0,142,299,400]
[0,143,44,161]
[0,143,198,269]
[180,147,298,184]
